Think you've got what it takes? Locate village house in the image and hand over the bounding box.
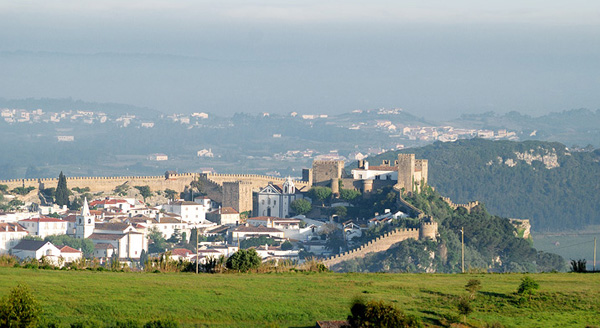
[206,207,240,226]
[58,246,83,263]
[18,217,68,238]
[11,240,62,264]
[162,200,210,224]
[230,225,285,244]
[0,222,28,254]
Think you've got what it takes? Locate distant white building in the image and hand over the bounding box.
[148,153,168,161]
[351,161,397,181]
[0,222,29,254]
[18,217,69,238]
[197,149,214,158]
[163,201,210,224]
[57,136,74,142]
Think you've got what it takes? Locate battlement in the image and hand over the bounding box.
[441,197,480,212]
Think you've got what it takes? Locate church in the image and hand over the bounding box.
[256,177,305,218]
[76,198,147,260]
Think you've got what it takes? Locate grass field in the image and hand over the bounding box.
[0,267,599,327]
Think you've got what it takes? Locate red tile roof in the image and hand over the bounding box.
[19,217,66,223]
[0,222,28,233]
[60,246,82,253]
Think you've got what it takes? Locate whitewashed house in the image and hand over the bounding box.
[18,217,68,238]
[0,222,29,254]
[163,201,210,224]
[11,240,61,263]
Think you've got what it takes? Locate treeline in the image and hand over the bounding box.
[366,138,600,231]
[338,186,566,273]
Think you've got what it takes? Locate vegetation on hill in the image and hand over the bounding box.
[338,186,566,273]
[365,138,600,231]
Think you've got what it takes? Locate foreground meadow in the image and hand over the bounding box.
[0,267,598,327]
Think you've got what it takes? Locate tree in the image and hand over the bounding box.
[281,240,293,250]
[164,189,178,201]
[570,259,587,272]
[465,279,481,299]
[517,276,539,301]
[290,199,311,215]
[307,186,332,206]
[348,298,422,328]
[334,206,347,220]
[340,188,361,202]
[225,249,262,272]
[139,249,148,269]
[148,227,169,254]
[135,186,153,203]
[0,184,8,194]
[0,283,40,328]
[45,235,94,257]
[55,171,69,207]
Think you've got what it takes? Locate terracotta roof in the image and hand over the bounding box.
[367,165,396,171]
[88,233,126,240]
[62,215,77,222]
[169,201,198,206]
[94,243,116,249]
[220,207,239,214]
[171,248,193,256]
[95,222,131,231]
[233,226,283,233]
[90,199,128,206]
[60,246,82,253]
[0,223,27,232]
[205,226,229,234]
[249,217,300,223]
[19,216,66,223]
[156,217,183,224]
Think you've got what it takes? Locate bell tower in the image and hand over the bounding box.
[76,197,95,239]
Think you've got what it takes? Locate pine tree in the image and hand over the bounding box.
[55,171,69,207]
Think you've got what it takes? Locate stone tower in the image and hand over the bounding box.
[75,197,95,239]
[396,154,416,192]
[311,160,344,187]
[223,181,253,214]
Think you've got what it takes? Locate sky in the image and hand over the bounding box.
[1,1,600,118]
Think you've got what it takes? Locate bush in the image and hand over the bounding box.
[143,319,179,328]
[281,240,293,251]
[348,298,422,328]
[0,283,41,328]
[226,249,262,272]
[517,276,539,302]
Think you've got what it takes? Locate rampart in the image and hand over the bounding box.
[323,228,420,269]
[441,197,480,213]
[201,173,310,191]
[0,173,200,194]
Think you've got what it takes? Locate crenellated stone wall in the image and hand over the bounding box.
[441,197,480,213]
[323,228,420,269]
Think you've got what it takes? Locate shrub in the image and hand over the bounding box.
[465,279,481,299]
[457,295,473,323]
[225,249,262,272]
[143,318,179,328]
[0,283,41,328]
[348,298,422,328]
[517,276,539,302]
[281,240,293,251]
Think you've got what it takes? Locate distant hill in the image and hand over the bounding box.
[363,138,600,231]
[447,108,600,147]
[0,97,162,119]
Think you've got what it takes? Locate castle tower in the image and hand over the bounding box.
[311,160,344,187]
[362,179,373,195]
[75,197,95,239]
[419,220,438,241]
[396,154,415,193]
[223,181,253,214]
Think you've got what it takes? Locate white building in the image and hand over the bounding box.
[0,222,29,254]
[148,153,168,161]
[206,207,240,226]
[256,178,303,218]
[18,217,68,238]
[58,246,83,263]
[163,201,210,224]
[351,161,397,181]
[11,240,62,263]
[230,225,285,243]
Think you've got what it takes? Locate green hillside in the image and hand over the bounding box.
[0,267,599,327]
[364,139,600,231]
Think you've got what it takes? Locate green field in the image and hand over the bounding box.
[1,267,599,327]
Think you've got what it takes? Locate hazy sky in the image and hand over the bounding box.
[1,1,600,118]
